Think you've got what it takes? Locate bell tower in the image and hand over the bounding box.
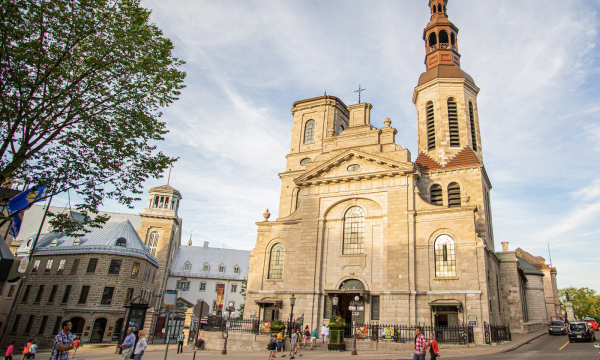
[413,0,482,166]
[137,184,183,311]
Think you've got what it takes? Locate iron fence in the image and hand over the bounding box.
[200,315,302,336]
[343,323,472,344]
[484,322,511,344]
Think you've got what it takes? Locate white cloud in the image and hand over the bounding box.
[104,0,600,288]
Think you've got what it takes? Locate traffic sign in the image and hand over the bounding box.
[194,300,210,318]
[352,311,359,316]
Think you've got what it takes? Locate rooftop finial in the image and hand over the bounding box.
[187,230,193,246]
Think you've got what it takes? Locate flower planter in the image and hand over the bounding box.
[328,325,346,352]
[270,326,286,336]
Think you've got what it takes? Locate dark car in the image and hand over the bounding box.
[548,321,567,335]
[568,322,596,342]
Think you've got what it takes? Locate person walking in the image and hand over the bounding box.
[27,341,36,360]
[71,337,80,358]
[289,329,297,359]
[276,330,285,357]
[424,332,439,360]
[311,328,318,350]
[5,340,16,360]
[119,327,136,360]
[320,325,327,343]
[302,326,310,346]
[133,330,147,360]
[413,327,426,360]
[177,331,185,354]
[49,320,74,360]
[268,334,277,360]
[20,340,31,360]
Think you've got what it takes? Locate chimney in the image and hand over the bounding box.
[203,241,209,249]
[501,242,509,252]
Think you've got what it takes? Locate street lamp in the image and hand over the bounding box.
[221,302,235,355]
[332,295,339,317]
[348,296,364,356]
[289,294,296,336]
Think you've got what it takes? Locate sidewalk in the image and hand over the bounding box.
[47,330,547,359]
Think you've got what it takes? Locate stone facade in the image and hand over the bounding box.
[6,229,158,347]
[243,1,510,345]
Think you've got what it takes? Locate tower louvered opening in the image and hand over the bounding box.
[447,99,459,147]
[430,184,443,205]
[426,102,436,151]
[469,102,477,152]
[448,182,461,207]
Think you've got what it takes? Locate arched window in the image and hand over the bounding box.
[430,184,443,205]
[303,120,315,144]
[447,98,459,147]
[50,239,57,247]
[295,188,301,211]
[469,101,477,151]
[437,4,442,13]
[343,206,365,255]
[148,232,159,256]
[202,263,209,272]
[184,261,191,271]
[426,101,436,151]
[339,125,344,134]
[115,238,127,247]
[451,33,456,50]
[300,158,311,166]
[428,32,438,51]
[233,265,240,274]
[432,5,437,13]
[26,238,33,248]
[435,235,456,277]
[448,183,461,207]
[268,243,285,279]
[439,30,449,45]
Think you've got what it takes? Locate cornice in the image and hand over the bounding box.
[412,77,480,104]
[416,205,477,217]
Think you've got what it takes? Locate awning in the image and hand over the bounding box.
[428,299,463,309]
[255,298,283,307]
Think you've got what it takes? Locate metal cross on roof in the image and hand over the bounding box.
[354,85,366,103]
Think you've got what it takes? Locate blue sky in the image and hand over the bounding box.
[51,1,600,290]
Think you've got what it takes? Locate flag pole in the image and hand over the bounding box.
[0,195,53,348]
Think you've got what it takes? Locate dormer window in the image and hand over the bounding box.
[50,239,57,247]
[233,266,240,274]
[73,238,80,246]
[184,261,191,271]
[26,238,33,248]
[115,238,127,247]
[218,264,225,273]
[203,263,209,272]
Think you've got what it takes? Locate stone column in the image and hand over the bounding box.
[565,301,575,321]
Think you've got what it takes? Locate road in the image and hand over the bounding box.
[464,332,600,359]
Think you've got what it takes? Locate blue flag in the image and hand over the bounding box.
[6,185,48,238]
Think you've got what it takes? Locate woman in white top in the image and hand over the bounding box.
[133,330,148,360]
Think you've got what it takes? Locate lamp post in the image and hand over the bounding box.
[332,295,339,317]
[348,296,364,356]
[221,302,235,355]
[289,294,296,336]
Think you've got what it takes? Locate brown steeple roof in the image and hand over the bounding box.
[415,146,481,173]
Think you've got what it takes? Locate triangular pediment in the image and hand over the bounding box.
[294,150,416,185]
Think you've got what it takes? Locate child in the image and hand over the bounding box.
[72,337,80,357]
[5,340,15,360]
[28,341,36,360]
[20,340,31,360]
[268,334,277,360]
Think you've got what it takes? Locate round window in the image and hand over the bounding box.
[300,158,311,166]
[347,164,361,172]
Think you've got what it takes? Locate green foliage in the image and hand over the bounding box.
[238,280,247,318]
[559,287,600,321]
[0,0,185,235]
[328,315,346,327]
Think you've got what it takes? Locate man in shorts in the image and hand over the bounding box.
[311,327,318,350]
[289,329,297,359]
[276,330,285,357]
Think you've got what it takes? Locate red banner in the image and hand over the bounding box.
[216,284,225,315]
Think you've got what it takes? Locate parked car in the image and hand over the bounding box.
[568,322,596,342]
[584,318,598,331]
[548,321,567,335]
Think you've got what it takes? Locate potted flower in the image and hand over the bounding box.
[327,316,347,351]
[270,319,286,335]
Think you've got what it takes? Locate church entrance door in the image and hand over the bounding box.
[339,294,365,325]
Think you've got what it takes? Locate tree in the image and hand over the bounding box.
[558,287,600,321]
[238,279,247,318]
[0,0,185,234]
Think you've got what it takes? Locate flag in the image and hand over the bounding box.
[6,185,48,238]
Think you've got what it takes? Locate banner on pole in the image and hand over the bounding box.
[216,284,225,315]
[6,185,48,238]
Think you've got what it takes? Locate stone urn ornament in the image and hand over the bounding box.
[263,209,270,222]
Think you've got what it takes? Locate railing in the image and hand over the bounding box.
[484,322,511,344]
[429,43,458,53]
[200,315,301,336]
[343,323,472,344]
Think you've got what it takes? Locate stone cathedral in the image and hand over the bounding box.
[244,0,556,342]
